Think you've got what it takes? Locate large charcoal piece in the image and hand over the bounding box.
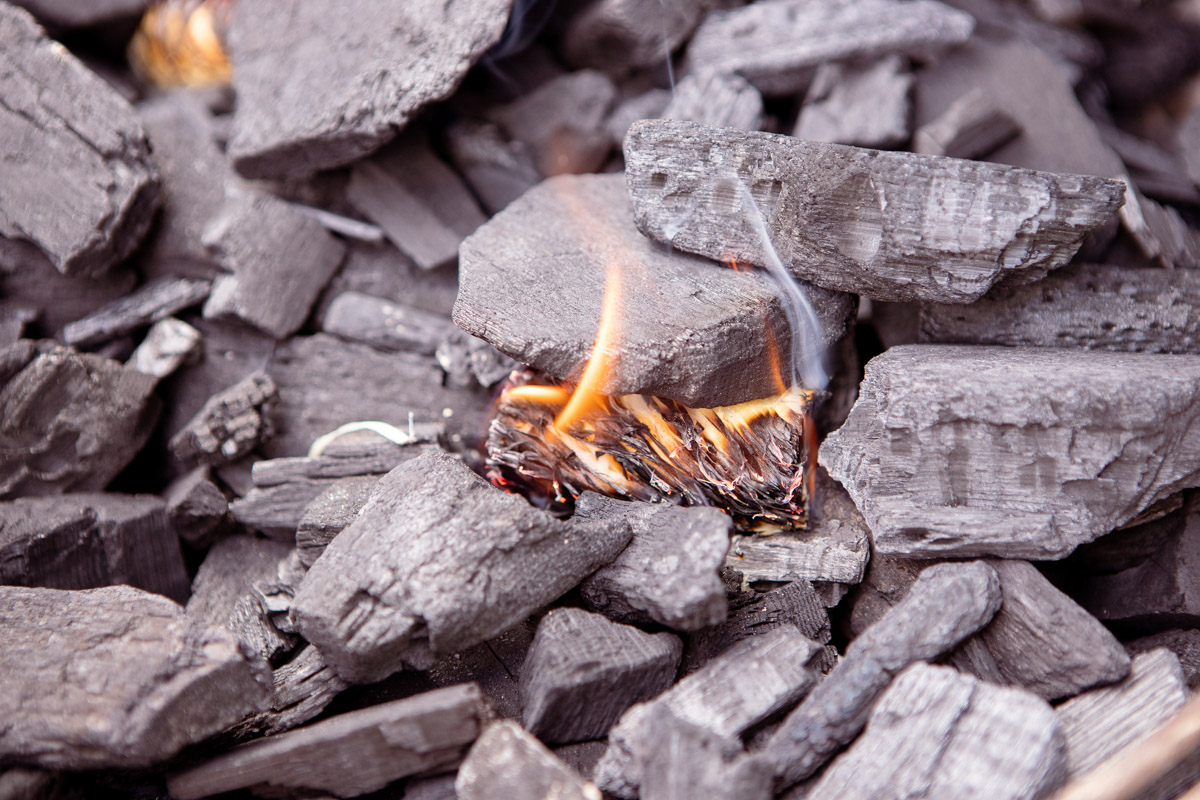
[296,475,380,567]
[226,0,512,178]
[820,345,1200,559]
[765,561,1001,787]
[292,452,631,682]
[455,173,854,407]
[804,663,1065,800]
[457,720,600,800]
[0,4,159,276]
[169,684,489,800]
[684,0,973,96]
[0,585,271,769]
[0,343,160,497]
[625,120,1125,304]
[574,493,731,631]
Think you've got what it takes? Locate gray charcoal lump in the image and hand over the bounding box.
[624,119,1125,304]
[638,710,774,800]
[169,371,278,467]
[296,475,380,567]
[820,345,1200,559]
[292,452,632,682]
[455,172,855,407]
[457,720,602,800]
[793,56,914,150]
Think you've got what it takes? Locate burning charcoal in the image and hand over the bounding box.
[226,0,511,179]
[0,242,137,338]
[10,0,147,28]
[639,711,772,800]
[625,119,1125,304]
[322,292,457,356]
[345,132,486,271]
[558,0,702,74]
[436,328,518,390]
[186,535,297,664]
[0,585,271,769]
[0,493,190,601]
[803,663,1065,800]
[684,0,973,96]
[128,316,202,379]
[607,88,672,147]
[296,475,379,567]
[292,452,632,682]
[1127,630,1200,689]
[169,371,277,467]
[456,172,854,406]
[164,466,230,548]
[202,191,346,338]
[456,720,600,800]
[168,683,490,799]
[0,5,160,276]
[0,344,160,497]
[820,345,1200,559]
[444,118,542,215]
[596,626,824,799]
[764,561,1001,787]
[520,607,681,744]
[1057,649,1187,780]
[792,56,913,149]
[663,69,764,133]
[574,493,730,631]
[919,263,1200,353]
[911,87,1022,159]
[489,71,616,177]
[62,277,211,349]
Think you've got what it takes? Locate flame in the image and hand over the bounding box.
[554,263,623,432]
[129,0,233,88]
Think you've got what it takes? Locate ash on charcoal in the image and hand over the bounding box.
[0,585,271,769]
[792,56,914,150]
[435,328,517,390]
[804,663,1065,800]
[292,452,631,682]
[322,292,457,357]
[625,119,1125,304]
[345,132,486,271]
[456,173,855,407]
[573,493,731,631]
[169,683,489,799]
[0,344,160,497]
[596,626,823,799]
[0,242,137,338]
[1127,630,1200,689]
[128,317,202,380]
[61,277,210,349]
[456,720,600,800]
[639,711,773,800]
[169,371,277,468]
[765,561,1001,787]
[296,475,379,567]
[164,466,230,548]
[226,0,511,179]
[0,493,190,601]
[821,345,1200,559]
[684,0,973,96]
[911,87,1021,159]
[520,607,681,744]
[558,0,702,74]
[0,5,159,276]
[663,70,764,133]
[444,118,542,215]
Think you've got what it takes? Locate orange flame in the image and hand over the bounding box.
[555,263,622,432]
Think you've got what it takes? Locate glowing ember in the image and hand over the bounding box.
[128,0,234,88]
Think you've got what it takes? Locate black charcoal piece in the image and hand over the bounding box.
[764,561,1001,788]
[0,345,160,497]
[575,493,731,631]
[662,69,763,133]
[10,0,147,28]
[559,0,702,73]
[520,607,681,744]
[164,466,230,548]
[0,585,271,770]
[424,621,535,721]
[803,663,1065,800]
[128,317,203,380]
[226,0,512,179]
[61,277,211,348]
[625,119,1125,304]
[911,87,1021,159]
[169,371,278,467]
[296,475,380,567]
[638,710,773,800]
[455,172,854,407]
[1127,630,1200,689]
[168,683,489,799]
[821,345,1200,559]
[792,56,913,149]
[435,328,517,389]
[0,5,159,276]
[292,452,632,682]
[456,720,600,800]
[444,119,542,215]
[322,292,457,356]
[247,645,349,736]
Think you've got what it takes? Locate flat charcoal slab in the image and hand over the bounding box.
[820,345,1200,559]
[0,585,271,770]
[919,263,1200,352]
[227,0,511,178]
[292,452,631,682]
[456,720,601,800]
[805,663,1065,800]
[455,172,854,407]
[575,493,731,631]
[169,683,489,799]
[0,4,159,276]
[624,119,1125,304]
[520,607,681,744]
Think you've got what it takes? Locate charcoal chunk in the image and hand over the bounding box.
[455,172,855,407]
[292,452,632,682]
[911,87,1021,159]
[296,475,380,567]
[322,292,457,356]
[0,585,271,769]
[0,5,159,276]
[169,371,278,467]
[128,317,203,380]
[1126,630,1200,689]
[164,466,230,548]
[245,645,349,736]
[0,242,137,338]
[169,683,489,799]
[625,119,1125,304]
[638,710,773,800]
[793,56,914,149]
[820,345,1200,559]
[62,277,211,349]
[559,0,702,74]
[663,69,764,132]
[456,720,601,800]
[444,118,542,215]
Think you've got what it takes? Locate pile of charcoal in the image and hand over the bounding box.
[4,0,1200,797]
